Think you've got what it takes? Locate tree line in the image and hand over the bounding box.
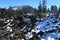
[0,0,60,18]
[37,0,60,13]
[34,0,60,18]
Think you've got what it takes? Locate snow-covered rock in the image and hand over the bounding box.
[6,26,12,32]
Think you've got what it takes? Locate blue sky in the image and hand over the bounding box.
[0,0,60,8]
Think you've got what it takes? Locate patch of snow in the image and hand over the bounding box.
[41,38,45,40]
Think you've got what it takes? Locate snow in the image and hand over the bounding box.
[29,13,60,40]
[6,26,12,32]
[21,39,24,40]
[28,32,33,38]
[10,33,14,38]
[47,36,55,40]
[31,29,40,33]
[35,13,60,32]
[1,13,60,40]
[41,39,45,40]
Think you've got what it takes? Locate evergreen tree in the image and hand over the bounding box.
[38,1,42,13]
[42,0,47,13]
[0,8,7,18]
[7,6,15,17]
[50,5,54,13]
[47,8,50,13]
[34,8,38,13]
[54,5,58,13]
[58,6,60,13]
[50,5,58,13]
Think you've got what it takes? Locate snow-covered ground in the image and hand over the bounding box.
[0,13,60,40]
[30,13,60,40]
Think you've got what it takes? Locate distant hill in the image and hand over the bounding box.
[12,5,34,13]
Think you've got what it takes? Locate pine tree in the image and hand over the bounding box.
[38,1,42,13]
[47,8,50,13]
[34,8,38,13]
[50,5,54,13]
[42,0,47,13]
[50,5,58,13]
[58,6,60,13]
[54,5,58,13]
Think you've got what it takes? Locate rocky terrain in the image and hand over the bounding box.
[0,13,60,40]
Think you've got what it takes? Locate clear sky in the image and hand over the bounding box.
[0,0,60,8]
